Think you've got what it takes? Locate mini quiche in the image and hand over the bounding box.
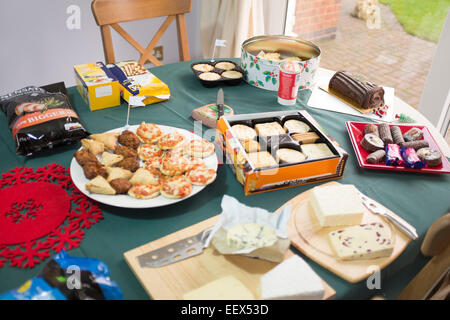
[185,164,217,186]
[186,139,215,158]
[157,131,186,150]
[192,63,214,72]
[136,121,163,144]
[215,61,236,70]
[128,184,161,199]
[199,72,221,81]
[160,175,193,199]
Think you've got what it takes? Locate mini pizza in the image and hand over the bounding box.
[136,121,163,144]
[157,131,186,150]
[160,175,193,199]
[185,165,217,186]
[186,139,215,158]
[128,184,161,199]
[187,157,205,170]
[144,156,163,176]
[160,155,191,176]
[138,144,163,161]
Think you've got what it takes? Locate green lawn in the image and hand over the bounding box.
[379,0,450,42]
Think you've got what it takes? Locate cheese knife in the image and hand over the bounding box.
[357,191,418,240]
[137,227,213,268]
[216,88,224,119]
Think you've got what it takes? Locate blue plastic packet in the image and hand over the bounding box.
[400,146,426,169]
[0,251,122,300]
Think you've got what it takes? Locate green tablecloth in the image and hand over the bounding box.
[0,59,449,300]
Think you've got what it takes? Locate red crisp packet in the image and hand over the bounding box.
[401,147,426,169]
[385,144,403,166]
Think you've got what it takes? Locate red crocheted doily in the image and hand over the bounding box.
[0,164,103,268]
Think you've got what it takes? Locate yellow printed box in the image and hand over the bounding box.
[107,60,170,107]
[74,62,121,111]
[216,110,348,195]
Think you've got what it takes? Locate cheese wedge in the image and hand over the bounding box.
[309,184,364,227]
[182,276,255,300]
[260,255,324,300]
[328,223,394,260]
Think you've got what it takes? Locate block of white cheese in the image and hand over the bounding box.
[182,275,255,300]
[309,184,364,227]
[328,223,394,260]
[260,255,324,300]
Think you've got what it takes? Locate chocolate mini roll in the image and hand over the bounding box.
[361,133,384,152]
[403,127,423,142]
[329,71,385,109]
[366,149,386,164]
[364,124,379,137]
[391,126,405,145]
[378,123,393,145]
[417,147,442,167]
[401,140,429,150]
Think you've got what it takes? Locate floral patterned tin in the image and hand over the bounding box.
[240,35,321,91]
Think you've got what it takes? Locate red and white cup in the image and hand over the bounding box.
[277,61,302,105]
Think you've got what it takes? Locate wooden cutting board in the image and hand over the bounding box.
[124,215,336,300]
[282,181,413,283]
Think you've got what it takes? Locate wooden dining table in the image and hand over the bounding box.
[0,59,449,300]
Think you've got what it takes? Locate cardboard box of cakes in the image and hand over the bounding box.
[73,62,121,111]
[216,110,348,195]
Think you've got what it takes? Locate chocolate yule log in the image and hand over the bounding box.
[329,71,385,109]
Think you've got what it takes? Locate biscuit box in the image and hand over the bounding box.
[107,60,170,107]
[216,110,348,195]
[73,62,121,111]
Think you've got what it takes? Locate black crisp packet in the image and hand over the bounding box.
[0,83,89,156]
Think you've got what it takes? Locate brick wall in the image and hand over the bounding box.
[293,0,342,42]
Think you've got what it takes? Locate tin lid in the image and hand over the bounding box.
[242,35,321,64]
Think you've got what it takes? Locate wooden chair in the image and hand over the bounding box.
[397,213,450,300]
[91,0,192,66]
[372,213,450,300]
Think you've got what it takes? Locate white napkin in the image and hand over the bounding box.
[307,84,395,122]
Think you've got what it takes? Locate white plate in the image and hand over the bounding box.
[70,124,218,209]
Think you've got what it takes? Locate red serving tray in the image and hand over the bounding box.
[346,121,450,174]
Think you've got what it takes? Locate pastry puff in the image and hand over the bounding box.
[81,139,104,156]
[90,132,120,150]
[129,168,159,186]
[85,176,116,195]
[100,152,124,167]
[106,167,133,182]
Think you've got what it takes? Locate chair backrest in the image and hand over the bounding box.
[91,0,192,65]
